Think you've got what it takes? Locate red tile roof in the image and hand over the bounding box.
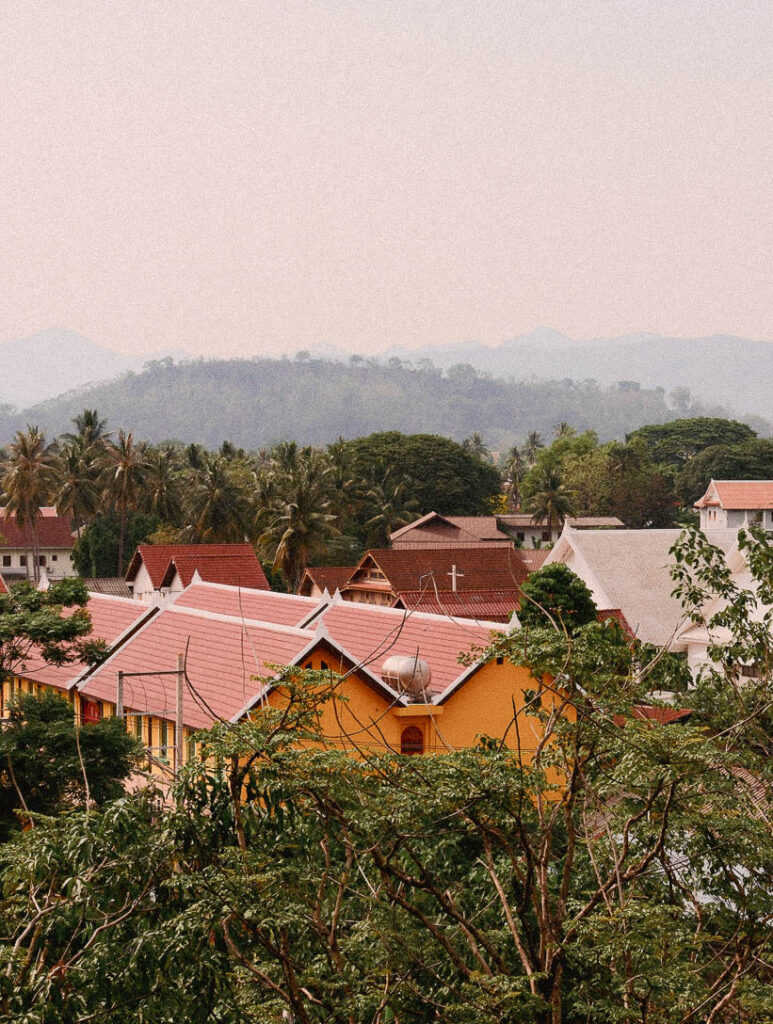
[0,510,73,549]
[347,547,529,595]
[80,605,315,729]
[173,580,322,627]
[395,589,520,622]
[390,512,514,548]
[126,544,269,591]
[16,594,154,691]
[597,608,635,638]
[298,566,357,595]
[314,599,503,696]
[695,480,773,510]
[517,549,550,573]
[614,705,693,727]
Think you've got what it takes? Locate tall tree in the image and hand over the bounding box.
[1,427,54,581]
[98,430,149,575]
[185,452,252,543]
[257,448,342,589]
[523,429,545,466]
[525,466,575,534]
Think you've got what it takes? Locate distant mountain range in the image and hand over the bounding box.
[386,329,773,421]
[0,329,186,410]
[0,353,766,452]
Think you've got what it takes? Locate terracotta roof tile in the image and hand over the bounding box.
[315,600,504,696]
[17,594,153,691]
[695,480,773,510]
[396,589,520,622]
[173,580,322,627]
[0,511,73,549]
[126,544,269,590]
[348,547,529,594]
[298,566,356,594]
[80,606,314,729]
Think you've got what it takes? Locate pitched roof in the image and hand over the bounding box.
[313,598,504,697]
[347,547,529,594]
[517,549,550,572]
[390,512,513,548]
[298,566,356,595]
[173,580,322,628]
[80,604,316,730]
[125,544,269,591]
[15,594,155,691]
[695,480,773,510]
[0,510,74,549]
[81,578,133,598]
[395,589,520,622]
[546,527,739,647]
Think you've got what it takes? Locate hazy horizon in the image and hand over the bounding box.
[2,1,772,359]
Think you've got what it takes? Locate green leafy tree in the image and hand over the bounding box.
[517,561,598,631]
[0,692,141,840]
[340,431,502,517]
[675,438,773,505]
[72,512,159,577]
[627,417,756,471]
[524,466,575,532]
[185,451,252,542]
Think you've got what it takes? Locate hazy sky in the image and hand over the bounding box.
[1,0,771,357]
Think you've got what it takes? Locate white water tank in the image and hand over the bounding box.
[381,654,432,700]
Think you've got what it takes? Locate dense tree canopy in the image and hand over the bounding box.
[339,431,502,517]
[627,416,756,469]
[517,562,598,631]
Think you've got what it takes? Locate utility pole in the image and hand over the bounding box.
[175,653,184,771]
[116,671,124,722]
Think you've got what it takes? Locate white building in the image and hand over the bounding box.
[695,480,773,532]
[0,507,75,580]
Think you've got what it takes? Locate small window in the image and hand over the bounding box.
[52,554,58,562]
[37,555,46,566]
[19,555,27,567]
[400,726,424,756]
[496,656,504,665]
[133,714,143,740]
[1,555,9,567]
[81,700,102,725]
[186,734,197,762]
[321,660,328,671]
[516,532,525,542]
[541,531,551,542]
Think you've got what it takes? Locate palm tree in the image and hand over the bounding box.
[501,445,526,511]
[186,452,251,543]
[553,421,573,439]
[364,468,420,547]
[98,430,149,575]
[142,445,184,524]
[524,431,544,467]
[52,443,100,537]
[2,427,55,581]
[526,467,575,538]
[257,449,342,590]
[63,408,110,450]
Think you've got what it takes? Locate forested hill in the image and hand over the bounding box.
[1,356,765,450]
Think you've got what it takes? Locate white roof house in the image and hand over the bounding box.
[695,480,773,532]
[545,526,739,648]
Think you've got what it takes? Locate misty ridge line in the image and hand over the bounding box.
[0,332,769,451]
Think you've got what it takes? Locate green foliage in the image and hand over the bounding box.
[0,577,96,676]
[627,416,756,470]
[0,692,142,840]
[675,437,773,504]
[518,562,598,632]
[72,512,159,577]
[0,356,727,451]
[340,431,502,517]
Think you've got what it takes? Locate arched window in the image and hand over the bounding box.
[81,699,102,725]
[400,725,424,756]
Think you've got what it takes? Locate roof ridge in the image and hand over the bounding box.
[166,601,316,636]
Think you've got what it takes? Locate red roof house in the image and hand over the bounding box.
[125,544,269,601]
[695,480,773,532]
